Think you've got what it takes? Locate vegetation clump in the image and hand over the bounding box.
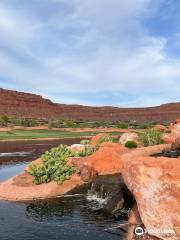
[28,145,77,185]
[80,139,90,145]
[78,145,95,157]
[125,141,137,149]
[117,122,129,129]
[139,129,163,147]
[28,142,98,185]
[98,135,114,145]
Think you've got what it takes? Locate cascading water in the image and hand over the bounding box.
[86,174,126,213]
[86,182,111,209]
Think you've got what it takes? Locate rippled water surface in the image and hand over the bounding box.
[0,139,126,240]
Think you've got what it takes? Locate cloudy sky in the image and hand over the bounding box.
[0,0,180,107]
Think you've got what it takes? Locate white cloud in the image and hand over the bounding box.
[0,0,179,106]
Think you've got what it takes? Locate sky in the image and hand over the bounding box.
[0,0,180,107]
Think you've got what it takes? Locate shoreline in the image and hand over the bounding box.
[0,136,92,142]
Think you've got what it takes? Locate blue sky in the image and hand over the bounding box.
[0,0,180,107]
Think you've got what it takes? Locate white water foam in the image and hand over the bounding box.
[86,194,108,205]
[0,151,32,157]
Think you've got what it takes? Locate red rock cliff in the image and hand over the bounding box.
[0,88,180,122]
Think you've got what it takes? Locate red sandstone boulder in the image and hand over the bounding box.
[119,132,139,145]
[171,137,180,150]
[163,123,180,144]
[68,144,85,153]
[127,205,160,240]
[122,156,180,240]
[162,133,176,144]
[0,173,84,201]
[83,142,129,175]
[90,133,109,147]
[171,123,180,136]
[154,124,166,132]
[78,163,98,182]
[176,119,180,124]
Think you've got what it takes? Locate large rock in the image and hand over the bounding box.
[80,142,130,175]
[163,123,180,144]
[0,172,84,201]
[78,163,98,182]
[127,205,160,240]
[171,137,180,150]
[176,119,180,124]
[162,134,176,144]
[171,123,180,137]
[119,132,139,145]
[69,144,85,153]
[122,155,180,240]
[154,124,166,132]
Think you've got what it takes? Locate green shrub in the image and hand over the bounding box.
[48,120,65,128]
[139,130,163,147]
[80,139,90,145]
[98,135,114,145]
[78,145,95,157]
[1,115,9,123]
[117,122,129,129]
[28,145,76,185]
[21,119,38,127]
[125,141,137,149]
[65,120,77,128]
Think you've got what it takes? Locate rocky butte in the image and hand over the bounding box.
[0,88,180,122]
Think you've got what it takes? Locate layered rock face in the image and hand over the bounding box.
[122,155,180,240]
[0,88,180,122]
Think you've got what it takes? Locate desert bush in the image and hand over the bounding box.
[28,145,76,185]
[1,115,9,123]
[78,145,95,157]
[98,135,114,145]
[80,139,90,145]
[48,120,65,128]
[65,120,77,128]
[0,115,9,126]
[139,130,163,147]
[21,119,38,127]
[125,141,137,149]
[117,122,129,129]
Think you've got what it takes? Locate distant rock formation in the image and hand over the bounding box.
[0,88,180,122]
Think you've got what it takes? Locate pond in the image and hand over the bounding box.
[0,139,127,240]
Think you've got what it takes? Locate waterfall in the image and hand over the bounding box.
[86,174,125,213]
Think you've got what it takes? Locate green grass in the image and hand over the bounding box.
[0,129,120,140]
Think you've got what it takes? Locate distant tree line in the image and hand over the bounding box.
[0,115,170,129]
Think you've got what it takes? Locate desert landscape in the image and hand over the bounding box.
[0,89,179,240]
[0,1,180,240]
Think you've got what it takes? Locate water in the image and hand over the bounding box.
[0,139,82,181]
[0,139,126,240]
[152,149,180,158]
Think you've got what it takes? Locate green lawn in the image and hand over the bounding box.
[0,129,120,140]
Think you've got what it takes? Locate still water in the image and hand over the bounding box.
[0,139,126,240]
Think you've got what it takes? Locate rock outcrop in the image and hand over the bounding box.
[122,146,180,240]
[0,88,180,122]
[90,133,109,147]
[163,122,180,144]
[76,142,130,176]
[0,142,128,201]
[0,172,84,201]
[119,132,139,145]
[171,137,180,150]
